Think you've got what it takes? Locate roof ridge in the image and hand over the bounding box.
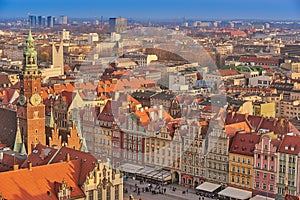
[47,146,63,164]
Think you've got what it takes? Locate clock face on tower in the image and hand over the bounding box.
[30,93,42,106]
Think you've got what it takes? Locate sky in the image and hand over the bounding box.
[0,0,300,20]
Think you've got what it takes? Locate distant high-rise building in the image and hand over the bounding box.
[59,15,68,25]
[109,17,127,33]
[38,16,46,27]
[29,15,37,27]
[47,16,54,27]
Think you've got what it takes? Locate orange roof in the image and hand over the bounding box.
[218,68,240,77]
[21,144,97,185]
[0,160,85,200]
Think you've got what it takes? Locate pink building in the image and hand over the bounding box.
[253,134,281,198]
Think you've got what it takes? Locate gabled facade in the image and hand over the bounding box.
[253,134,280,198]
[229,133,261,190]
[276,135,300,199]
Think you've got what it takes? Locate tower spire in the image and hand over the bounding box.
[49,101,55,128]
[13,118,22,153]
[23,27,38,72]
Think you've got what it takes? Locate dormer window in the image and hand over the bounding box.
[285,146,289,150]
[291,146,295,151]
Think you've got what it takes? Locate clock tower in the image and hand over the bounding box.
[17,30,45,153]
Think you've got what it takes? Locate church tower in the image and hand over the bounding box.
[16,30,45,153]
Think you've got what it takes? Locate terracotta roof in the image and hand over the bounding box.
[230,133,261,156]
[239,56,279,65]
[285,194,300,200]
[218,68,240,77]
[225,112,299,135]
[279,135,300,155]
[98,100,114,123]
[0,160,85,199]
[21,144,97,185]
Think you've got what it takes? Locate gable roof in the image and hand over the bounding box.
[0,160,85,200]
[279,135,300,155]
[21,144,97,185]
[230,133,261,156]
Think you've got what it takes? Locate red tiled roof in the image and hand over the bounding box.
[239,56,279,65]
[98,100,114,122]
[279,135,300,155]
[285,194,300,200]
[21,144,97,185]
[230,133,261,156]
[218,68,240,77]
[225,112,299,135]
[0,160,85,200]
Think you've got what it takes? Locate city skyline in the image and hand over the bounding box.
[0,0,300,20]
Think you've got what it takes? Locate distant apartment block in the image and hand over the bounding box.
[109,17,127,33]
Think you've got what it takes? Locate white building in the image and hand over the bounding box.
[249,75,273,87]
[88,33,99,44]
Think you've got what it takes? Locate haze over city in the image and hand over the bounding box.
[0,0,300,20]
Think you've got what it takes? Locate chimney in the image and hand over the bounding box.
[28,161,32,171]
[41,149,45,160]
[13,164,19,171]
[66,153,70,162]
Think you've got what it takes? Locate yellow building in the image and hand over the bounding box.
[253,102,275,118]
[229,133,261,189]
[83,161,124,200]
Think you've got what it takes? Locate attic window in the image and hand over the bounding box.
[285,146,289,150]
[291,146,295,151]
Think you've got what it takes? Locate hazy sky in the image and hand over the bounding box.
[0,0,300,20]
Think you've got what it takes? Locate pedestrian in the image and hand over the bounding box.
[164,188,166,194]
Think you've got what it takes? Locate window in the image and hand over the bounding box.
[263,173,267,179]
[263,183,267,190]
[98,188,102,200]
[247,159,250,164]
[232,176,234,182]
[232,166,235,172]
[270,174,274,180]
[106,186,111,200]
[258,154,260,159]
[88,190,94,200]
[238,157,240,163]
[115,185,119,200]
[270,185,274,191]
[248,169,250,175]
[255,182,259,188]
[233,156,235,161]
[256,171,260,177]
[247,179,250,185]
[242,178,245,184]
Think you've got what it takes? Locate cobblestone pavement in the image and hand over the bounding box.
[123,178,215,200]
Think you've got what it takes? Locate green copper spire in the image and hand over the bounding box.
[49,102,54,128]
[13,118,22,152]
[23,29,38,72]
